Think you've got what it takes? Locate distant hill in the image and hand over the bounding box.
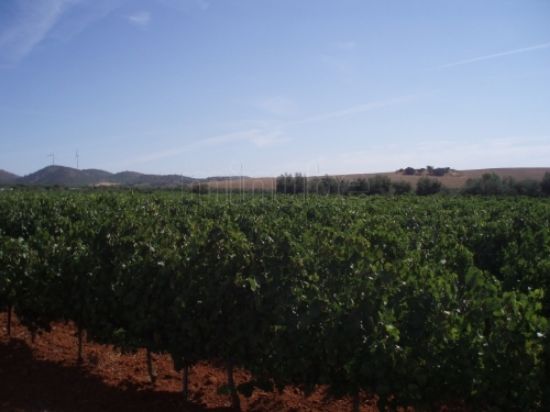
[111,171,194,187]
[0,169,20,185]
[11,165,197,187]
[2,165,549,189]
[19,166,112,186]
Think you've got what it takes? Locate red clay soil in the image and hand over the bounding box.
[0,312,381,412]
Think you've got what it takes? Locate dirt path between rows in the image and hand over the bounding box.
[1,312,379,411]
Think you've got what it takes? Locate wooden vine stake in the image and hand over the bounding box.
[77,324,84,364]
[146,348,157,384]
[6,305,12,337]
[352,390,360,412]
[182,364,190,401]
[227,360,241,411]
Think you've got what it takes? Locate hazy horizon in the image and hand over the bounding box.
[4,164,550,181]
[1,0,550,178]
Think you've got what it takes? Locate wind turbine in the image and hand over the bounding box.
[75,150,80,169]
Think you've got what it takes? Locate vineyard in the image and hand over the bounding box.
[0,191,549,411]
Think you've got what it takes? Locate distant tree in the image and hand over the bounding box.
[368,175,391,195]
[338,178,350,195]
[514,179,541,197]
[480,173,504,195]
[349,178,369,194]
[432,167,451,177]
[416,177,442,195]
[416,168,426,176]
[294,173,306,194]
[462,178,477,195]
[426,165,434,176]
[463,173,503,195]
[276,173,308,194]
[320,175,335,194]
[403,167,416,176]
[463,174,544,197]
[276,173,293,194]
[541,172,550,196]
[392,180,412,195]
[191,183,208,194]
[501,176,517,195]
[311,175,341,195]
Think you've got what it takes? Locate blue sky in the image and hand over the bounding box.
[1,0,549,177]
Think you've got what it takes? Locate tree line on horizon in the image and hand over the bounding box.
[397,165,453,177]
[274,172,550,197]
[5,170,549,198]
[274,173,441,196]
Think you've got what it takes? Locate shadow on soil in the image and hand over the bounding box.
[0,338,233,412]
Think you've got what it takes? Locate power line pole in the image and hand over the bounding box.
[75,150,80,169]
[240,163,243,201]
[48,153,55,166]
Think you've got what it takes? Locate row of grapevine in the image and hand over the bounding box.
[0,192,549,411]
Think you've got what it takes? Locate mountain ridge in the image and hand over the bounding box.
[1,165,223,187]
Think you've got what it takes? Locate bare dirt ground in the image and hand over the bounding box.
[1,312,381,412]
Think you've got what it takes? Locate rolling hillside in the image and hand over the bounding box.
[13,166,197,187]
[0,170,19,186]
[2,165,549,189]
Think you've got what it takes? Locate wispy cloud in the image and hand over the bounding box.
[287,94,418,126]
[128,129,287,166]
[436,41,550,69]
[256,96,296,116]
[126,10,151,27]
[0,0,77,64]
[131,93,420,165]
[49,0,125,42]
[203,129,287,148]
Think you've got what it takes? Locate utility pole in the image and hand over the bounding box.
[240,163,244,201]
